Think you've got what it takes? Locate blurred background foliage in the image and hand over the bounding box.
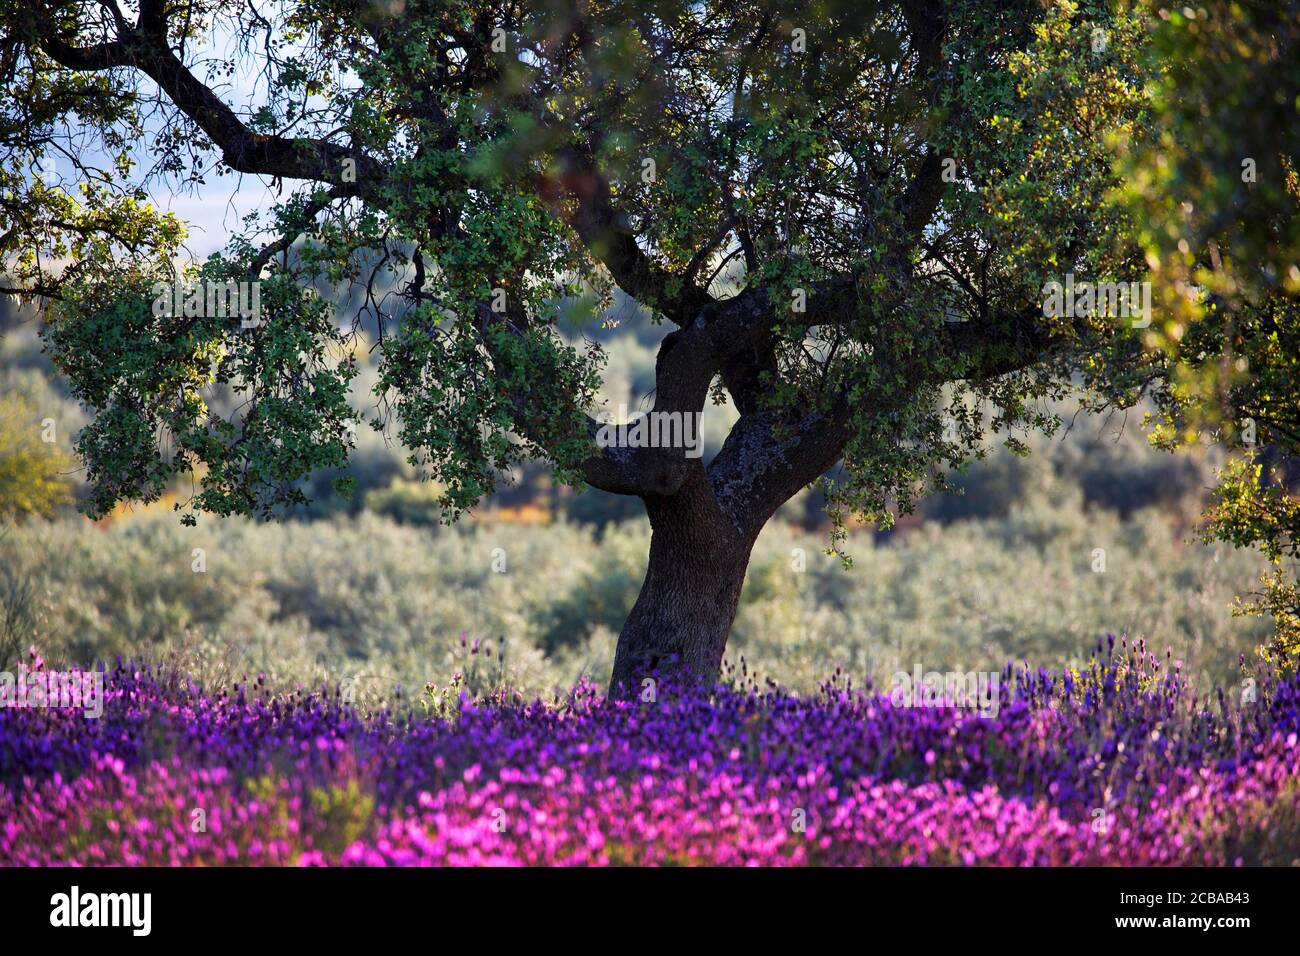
[1118,0,1300,671]
[0,291,1277,696]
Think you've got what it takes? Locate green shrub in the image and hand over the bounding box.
[0,391,74,519]
[363,477,445,526]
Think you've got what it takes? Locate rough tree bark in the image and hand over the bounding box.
[605,374,858,693]
[609,468,756,690]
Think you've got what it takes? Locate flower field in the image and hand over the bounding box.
[2,639,1299,866]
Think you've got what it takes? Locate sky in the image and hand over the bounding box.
[38,21,301,261]
[152,24,288,260]
[161,182,280,259]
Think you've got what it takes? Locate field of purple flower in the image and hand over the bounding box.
[3,638,1299,866]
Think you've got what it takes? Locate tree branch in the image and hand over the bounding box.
[24,4,387,200]
[555,140,715,325]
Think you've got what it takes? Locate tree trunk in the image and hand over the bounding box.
[609,468,755,694]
